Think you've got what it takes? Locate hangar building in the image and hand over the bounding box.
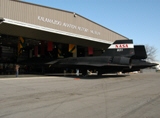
[0,0,128,74]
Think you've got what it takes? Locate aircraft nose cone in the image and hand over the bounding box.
[146,62,158,67]
[151,63,158,66]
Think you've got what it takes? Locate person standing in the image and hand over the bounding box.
[15,65,20,77]
[76,69,79,76]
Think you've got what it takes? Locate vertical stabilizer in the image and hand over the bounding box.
[102,40,135,57]
[131,45,147,59]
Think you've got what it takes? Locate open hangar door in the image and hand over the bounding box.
[0,34,104,75]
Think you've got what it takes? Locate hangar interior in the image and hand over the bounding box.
[0,0,128,75]
[0,34,104,74]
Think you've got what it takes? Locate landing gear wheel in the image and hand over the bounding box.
[129,64,132,69]
[98,71,102,76]
[82,71,88,77]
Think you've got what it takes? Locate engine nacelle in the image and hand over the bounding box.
[113,56,132,66]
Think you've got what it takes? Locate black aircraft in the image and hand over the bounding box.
[46,40,157,76]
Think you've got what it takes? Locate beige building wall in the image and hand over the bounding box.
[0,0,128,44]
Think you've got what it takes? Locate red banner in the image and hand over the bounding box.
[35,46,38,57]
[88,47,93,55]
[47,41,53,51]
[41,41,45,56]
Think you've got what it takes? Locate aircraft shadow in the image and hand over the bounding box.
[45,74,130,79]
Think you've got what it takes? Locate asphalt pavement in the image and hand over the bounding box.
[0,73,160,118]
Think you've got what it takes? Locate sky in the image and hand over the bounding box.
[22,0,160,62]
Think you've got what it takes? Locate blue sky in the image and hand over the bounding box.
[22,0,160,62]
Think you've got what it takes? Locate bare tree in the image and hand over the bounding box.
[145,44,157,62]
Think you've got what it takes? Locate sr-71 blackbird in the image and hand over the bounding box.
[46,40,157,76]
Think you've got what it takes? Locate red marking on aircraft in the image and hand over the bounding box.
[115,44,128,48]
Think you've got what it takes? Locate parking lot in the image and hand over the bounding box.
[0,73,160,118]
